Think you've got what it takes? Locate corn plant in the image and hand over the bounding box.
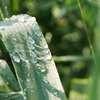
[0,14,67,100]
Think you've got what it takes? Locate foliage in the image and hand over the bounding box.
[0,14,67,100]
[0,0,99,100]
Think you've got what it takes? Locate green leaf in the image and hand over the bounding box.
[0,14,67,100]
[53,55,92,62]
[0,0,9,20]
[0,91,23,100]
[0,60,20,92]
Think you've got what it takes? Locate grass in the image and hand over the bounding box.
[0,0,99,100]
[0,14,67,100]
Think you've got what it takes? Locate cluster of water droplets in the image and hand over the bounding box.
[12,42,52,72]
[0,15,54,100]
[10,15,53,98]
[28,36,38,64]
[44,44,52,61]
[10,15,53,76]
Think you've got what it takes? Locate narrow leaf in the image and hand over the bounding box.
[0,91,23,100]
[0,60,20,92]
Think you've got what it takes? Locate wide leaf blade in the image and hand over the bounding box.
[0,14,67,100]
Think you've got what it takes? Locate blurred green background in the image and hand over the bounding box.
[1,0,98,99]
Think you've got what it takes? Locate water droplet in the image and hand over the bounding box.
[18,17,25,22]
[44,49,49,54]
[41,69,46,72]
[32,52,36,57]
[37,63,46,72]
[46,55,52,60]
[0,27,4,30]
[24,89,27,91]
[20,49,24,52]
[23,96,27,100]
[44,44,48,49]
[14,49,18,52]
[53,92,57,96]
[34,30,38,34]
[24,59,29,63]
[26,78,31,82]
[13,56,20,62]
[20,79,24,82]
[24,92,26,95]
[30,45,35,50]
[43,79,48,83]
[32,59,37,63]
[29,37,35,44]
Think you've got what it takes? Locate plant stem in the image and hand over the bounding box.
[77,0,97,67]
[53,55,92,62]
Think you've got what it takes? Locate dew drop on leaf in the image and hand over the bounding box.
[24,92,26,95]
[44,49,49,54]
[53,92,58,96]
[26,78,31,82]
[13,55,20,62]
[14,49,18,52]
[32,59,37,63]
[18,17,25,22]
[44,44,48,49]
[43,79,48,83]
[29,37,35,44]
[20,78,24,82]
[23,96,27,100]
[24,89,27,91]
[32,52,37,57]
[23,59,29,63]
[46,55,52,60]
[30,45,35,50]
[41,69,46,72]
[34,30,38,34]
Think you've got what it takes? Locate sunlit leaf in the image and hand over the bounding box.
[0,14,67,100]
